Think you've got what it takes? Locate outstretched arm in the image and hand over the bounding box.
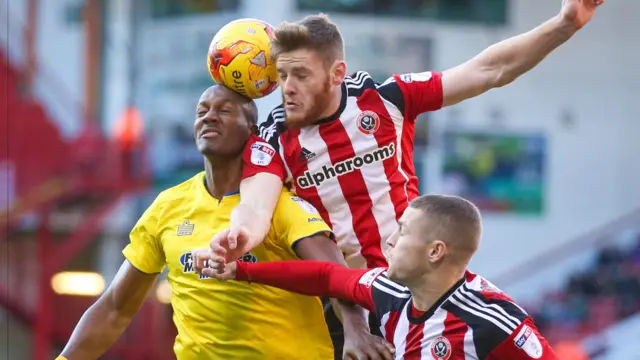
[441,0,603,107]
[59,261,158,360]
[205,259,378,312]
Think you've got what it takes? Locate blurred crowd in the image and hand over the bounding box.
[532,234,640,343]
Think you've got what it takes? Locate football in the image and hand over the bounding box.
[207,18,279,99]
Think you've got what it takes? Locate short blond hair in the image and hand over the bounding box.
[410,194,482,258]
[271,14,345,66]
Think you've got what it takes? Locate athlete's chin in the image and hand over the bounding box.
[388,265,413,284]
[285,111,312,128]
[386,267,402,283]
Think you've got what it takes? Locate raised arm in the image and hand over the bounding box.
[211,134,286,261]
[441,0,603,107]
[58,261,158,360]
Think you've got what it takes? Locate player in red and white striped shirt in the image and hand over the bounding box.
[200,194,559,360]
[219,0,604,269]
[211,1,603,357]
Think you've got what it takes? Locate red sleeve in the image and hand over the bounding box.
[392,71,443,122]
[486,318,559,360]
[235,260,383,312]
[240,134,286,182]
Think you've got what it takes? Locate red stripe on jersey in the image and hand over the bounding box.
[404,322,426,360]
[318,122,385,267]
[357,89,411,221]
[383,311,401,345]
[442,312,468,359]
[280,129,332,226]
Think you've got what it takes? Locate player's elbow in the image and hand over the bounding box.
[492,65,518,88]
[80,295,135,332]
[476,48,517,89]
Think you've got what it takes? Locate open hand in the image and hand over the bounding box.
[209,226,260,263]
[560,0,604,29]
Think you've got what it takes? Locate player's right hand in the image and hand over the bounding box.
[201,257,237,281]
[192,247,236,280]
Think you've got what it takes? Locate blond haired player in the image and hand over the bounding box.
[57,85,393,360]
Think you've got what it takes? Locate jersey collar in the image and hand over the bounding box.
[203,176,240,198]
[312,82,347,126]
[407,276,466,324]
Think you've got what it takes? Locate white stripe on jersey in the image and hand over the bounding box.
[459,286,522,329]
[463,324,477,359]
[339,96,399,257]
[377,273,410,293]
[391,301,412,357]
[419,307,449,360]
[277,136,293,182]
[378,311,391,340]
[297,127,355,255]
[448,294,515,334]
[344,71,368,89]
[260,108,284,141]
[377,93,411,200]
[373,281,411,299]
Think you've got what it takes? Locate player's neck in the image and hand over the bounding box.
[409,267,466,312]
[316,84,343,119]
[203,157,243,199]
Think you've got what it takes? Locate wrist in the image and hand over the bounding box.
[340,309,369,334]
[555,13,580,33]
[234,260,249,281]
[343,319,370,336]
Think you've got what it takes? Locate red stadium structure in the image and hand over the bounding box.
[0,14,176,359]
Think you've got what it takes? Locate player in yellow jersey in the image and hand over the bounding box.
[57,85,394,360]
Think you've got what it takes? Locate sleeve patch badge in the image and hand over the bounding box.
[514,325,543,359]
[401,71,433,83]
[358,268,386,288]
[250,142,276,166]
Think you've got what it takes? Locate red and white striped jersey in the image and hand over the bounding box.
[241,71,443,268]
[364,270,555,359]
[234,260,559,360]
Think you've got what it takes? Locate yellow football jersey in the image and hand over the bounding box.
[123,172,334,360]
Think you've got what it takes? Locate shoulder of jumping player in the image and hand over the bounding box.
[343,70,407,116]
[367,268,412,315]
[441,272,535,358]
[257,105,287,150]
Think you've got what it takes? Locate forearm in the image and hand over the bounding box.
[233,173,282,245]
[236,260,373,311]
[60,302,134,359]
[482,15,576,86]
[333,298,369,333]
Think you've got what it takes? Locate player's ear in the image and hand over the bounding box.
[331,60,346,86]
[427,240,446,263]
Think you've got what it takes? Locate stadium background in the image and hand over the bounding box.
[1,0,638,359]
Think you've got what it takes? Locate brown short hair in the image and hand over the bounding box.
[409,194,482,257]
[271,13,345,65]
